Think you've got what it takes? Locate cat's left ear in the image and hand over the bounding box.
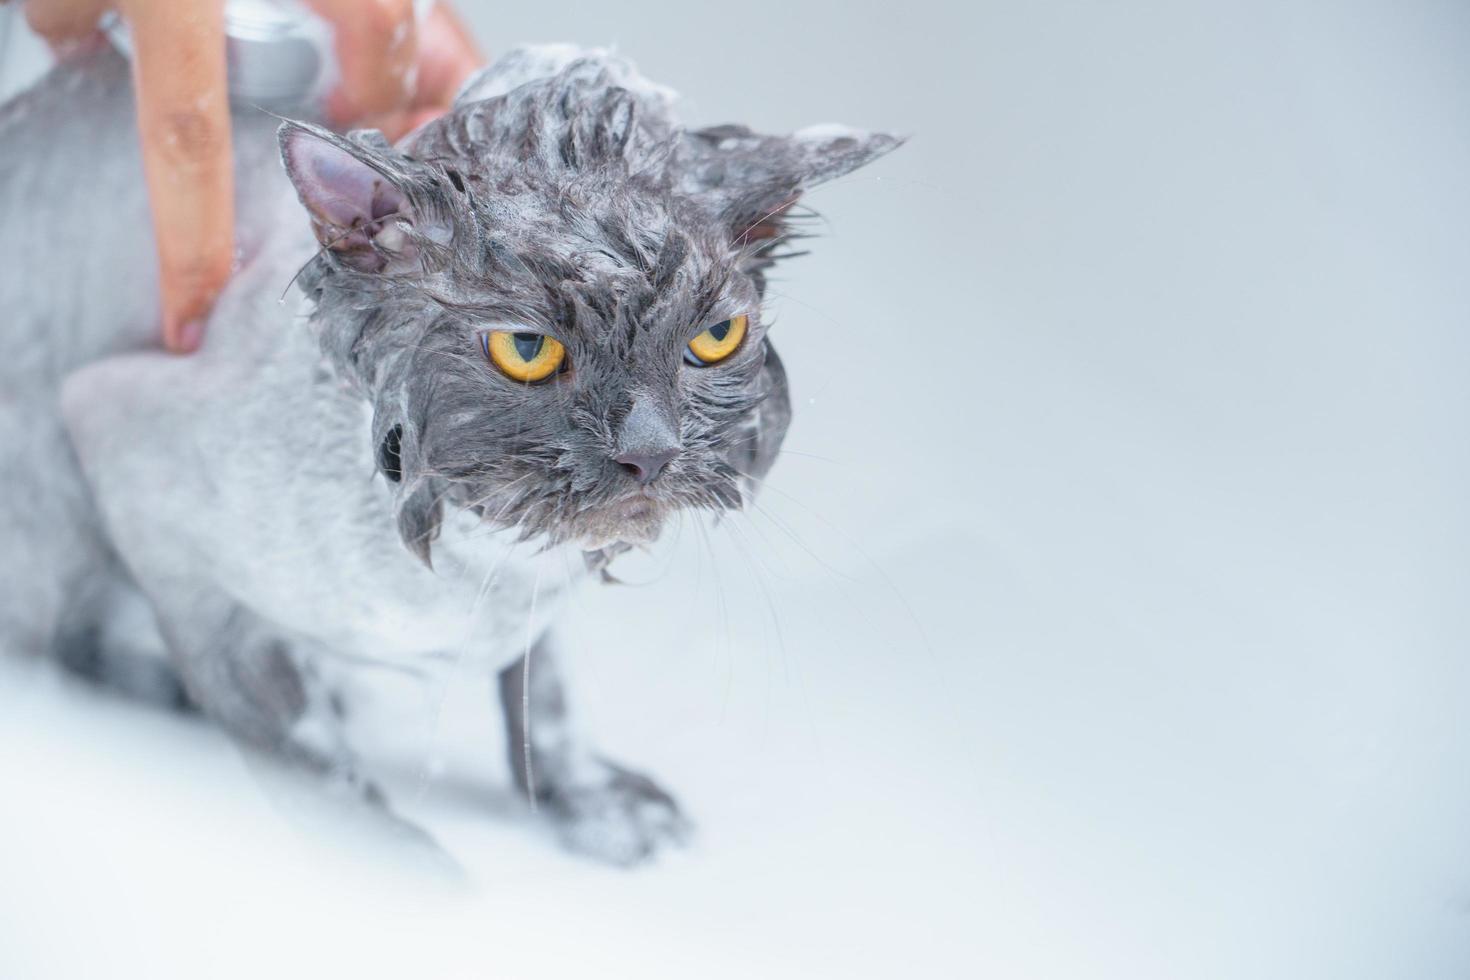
[679,124,903,247]
[278,121,447,274]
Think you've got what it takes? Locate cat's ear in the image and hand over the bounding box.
[680,124,903,247]
[278,121,438,274]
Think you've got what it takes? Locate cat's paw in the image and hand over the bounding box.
[544,760,691,866]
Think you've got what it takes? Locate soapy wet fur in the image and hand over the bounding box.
[0,43,897,865]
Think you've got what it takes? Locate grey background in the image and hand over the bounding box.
[2,1,1469,977]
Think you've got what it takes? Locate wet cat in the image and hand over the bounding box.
[0,43,897,864]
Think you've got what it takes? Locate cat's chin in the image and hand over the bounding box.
[574,496,667,551]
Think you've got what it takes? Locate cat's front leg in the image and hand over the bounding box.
[140,579,451,866]
[497,634,690,866]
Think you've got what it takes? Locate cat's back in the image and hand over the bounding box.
[0,48,161,377]
[0,46,296,381]
[0,46,311,659]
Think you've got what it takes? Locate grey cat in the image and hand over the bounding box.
[0,43,897,865]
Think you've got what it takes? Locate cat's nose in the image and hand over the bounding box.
[614,392,681,485]
[614,448,678,485]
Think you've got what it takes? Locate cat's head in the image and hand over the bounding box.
[278,50,898,563]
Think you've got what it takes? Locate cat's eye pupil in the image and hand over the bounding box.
[512,333,543,361]
[707,320,731,342]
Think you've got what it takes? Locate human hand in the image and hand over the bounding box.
[16,0,481,353]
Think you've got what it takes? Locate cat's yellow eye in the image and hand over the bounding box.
[483,330,567,383]
[685,314,748,366]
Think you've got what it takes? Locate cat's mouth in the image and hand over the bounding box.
[574,493,668,551]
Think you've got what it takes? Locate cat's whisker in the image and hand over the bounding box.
[725,512,831,769]
[772,447,843,465]
[721,515,788,678]
[691,514,736,720]
[278,223,366,300]
[454,470,539,517]
[407,473,542,799]
[521,551,547,812]
[742,496,862,588]
[732,467,941,677]
[413,536,524,803]
[394,469,540,556]
[726,505,794,582]
[397,341,490,372]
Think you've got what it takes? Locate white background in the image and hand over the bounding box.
[2,1,1469,977]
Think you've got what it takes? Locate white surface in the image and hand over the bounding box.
[3,1,1469,977]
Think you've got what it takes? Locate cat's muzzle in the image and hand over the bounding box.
[575,493,668,551]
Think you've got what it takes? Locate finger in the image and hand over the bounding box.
[380,106,452,142]
[368,5,482,142]
[117,0,234,353]
[360,107,413,144]
[409,2,482,111]
[23,0,108,45]
[367,104,450,144]
[305,0,418,126]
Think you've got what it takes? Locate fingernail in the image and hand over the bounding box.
[173,318,204,354]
